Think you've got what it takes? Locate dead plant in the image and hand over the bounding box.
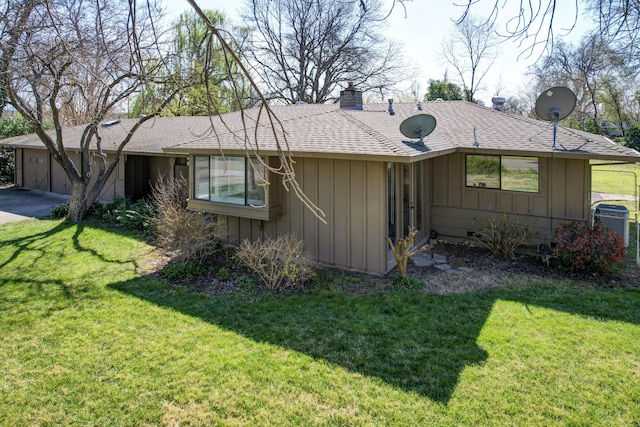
[386,228,429,279]
[148,175,222,263]
[474,214,530,258]
[235,234,315,292]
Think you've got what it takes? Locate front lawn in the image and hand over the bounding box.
[1,220,639,425]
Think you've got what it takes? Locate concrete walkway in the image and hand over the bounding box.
[592,191,637,205]
[0,186,70,225]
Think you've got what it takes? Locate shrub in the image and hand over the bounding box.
[625,122,640,150]
[161,261,207,280]
[93,196,151,233]
[552,221,626,277]
[0,146,15,179]
[235,234,315,292]
[386,228,429,279]
[51,203,69,219]
[474,215,530,258]
[148,175,221,263]
[218,267,230,280]
[392,273,423,290]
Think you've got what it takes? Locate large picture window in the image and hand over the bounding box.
[466,155,539,192]
[194,156,266,205]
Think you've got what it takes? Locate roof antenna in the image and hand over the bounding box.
[534,87,577,150]
[388,98,395,115]
[399,114,437,147]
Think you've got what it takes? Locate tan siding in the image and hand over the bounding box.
[479,192,497,211]
[238,218,252,242]
[333,160,350,268]
[317,159,335,265]
[15,148,23,187]
[250,219,263,241]
[513,194,530,215]
[22,148,49,190]
[303,158,319,260]
[262,220,277,238]
[227,216,240,244]
[431,154,590,245]
[567,159,587,219]
[51,152,80,195]
[432,206,553,243]
[432,156,448,205]
[550,158,566,218]
[448,153,463,206]
[461,189,479,209]
[349,161,366,270]
[287,161,305,238]
[366,162,386,273]
[210,157,387,274]
[497,193,513,212]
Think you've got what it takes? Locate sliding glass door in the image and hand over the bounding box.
[387,161,426,244]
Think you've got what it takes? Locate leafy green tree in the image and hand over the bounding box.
[625,122,640,150]
[131,9,252,117]
[0,116,35,138]
[424,79,463,101]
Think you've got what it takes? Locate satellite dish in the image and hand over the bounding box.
[399,114,437,146]
[534,86,577,149]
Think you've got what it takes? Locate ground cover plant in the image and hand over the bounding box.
[1,219,640,426]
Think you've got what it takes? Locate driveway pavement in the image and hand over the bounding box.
[0,186,70,225]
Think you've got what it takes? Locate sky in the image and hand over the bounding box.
[163,0,589,106]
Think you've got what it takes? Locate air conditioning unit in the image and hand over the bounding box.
[594,203,629,247]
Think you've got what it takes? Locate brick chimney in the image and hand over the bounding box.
[339,82,363,110]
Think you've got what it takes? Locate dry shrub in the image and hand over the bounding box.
[235,234,315,292]
[386,228,429,279]
[474,215,530,258]
[148,175,221,263]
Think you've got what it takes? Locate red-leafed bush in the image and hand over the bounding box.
[552,221,626,277]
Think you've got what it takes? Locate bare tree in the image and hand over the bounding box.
[0,0,41,117]
[242,0,413,104]
[529,35,626,128]
[441,15,498,102]
[1,0,186,221]
[456,0,639,64]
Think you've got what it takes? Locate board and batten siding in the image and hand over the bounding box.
[220,157,388,275]
[429,152,591,245]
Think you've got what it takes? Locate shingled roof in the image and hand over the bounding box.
[166,100,640,162]
[3,101,639,162]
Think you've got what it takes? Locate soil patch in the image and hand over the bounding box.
[155,240,640,296]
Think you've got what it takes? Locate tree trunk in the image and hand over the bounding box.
[67,180,89,222]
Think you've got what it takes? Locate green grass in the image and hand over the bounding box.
[2,220,640,425]
[592,163,640,201]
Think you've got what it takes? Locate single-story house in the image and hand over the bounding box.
[3,87,640,274]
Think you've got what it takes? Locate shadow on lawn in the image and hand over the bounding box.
[112,278,495,403]
[0,220,140,273]
[112,276,640,404]
[0,220,75,271]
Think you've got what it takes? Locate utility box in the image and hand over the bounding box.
[594,203,630,247]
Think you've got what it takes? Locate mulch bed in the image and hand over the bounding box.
[154,240,640,296]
